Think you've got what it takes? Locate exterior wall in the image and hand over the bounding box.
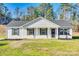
[7,28,52,39]
[58,35,72,39]
[24,28,57,39]
[7,27,72,39]
[27,28,48,39]
[22,28,35,39]
[7,28,23,39]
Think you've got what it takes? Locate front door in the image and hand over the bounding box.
[51,29,55,37]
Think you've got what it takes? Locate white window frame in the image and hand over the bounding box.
[27,28,34,35]
[12,28,19,35]
[40,28,47,35]
[59,28,70,35]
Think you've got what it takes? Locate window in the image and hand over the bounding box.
[27,28,34,35]
[12,28,19,35]
[40,28,47,35]
[58,28,69,35]
[64,29,70,35]
[58,29,63,35]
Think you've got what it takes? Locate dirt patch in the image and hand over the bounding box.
[9,40,26,48]
[9,40,40,48]
[50,51,79,56]
[0,25,6,36]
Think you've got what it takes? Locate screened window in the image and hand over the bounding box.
[59,29,63,35]
[27,28,34,35]
[12,28,19,35]
[58,28,69,35]
[40,28,47,35]
[64,29,70,35]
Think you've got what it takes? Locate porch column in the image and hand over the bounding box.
[69,28,72,39]
[35,28,39,39]
[55,28,58,39]
[47,28,51,38]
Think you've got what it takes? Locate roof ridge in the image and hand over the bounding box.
[21,16,45,27]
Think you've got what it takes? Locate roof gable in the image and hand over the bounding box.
[23,17,60,28]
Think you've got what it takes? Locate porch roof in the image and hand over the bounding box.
[53,20,72,28]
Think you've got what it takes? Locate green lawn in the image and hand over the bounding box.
[0,36,7,39]
[0,39,79,56]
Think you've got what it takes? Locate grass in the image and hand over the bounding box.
[72,32,79,40]
[0,31,79,56]
[0,39,79,56]
[0,36,7,39]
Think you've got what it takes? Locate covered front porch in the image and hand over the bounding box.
[26,28,58,39]
[26,28,72,39]
[24,18,72,39]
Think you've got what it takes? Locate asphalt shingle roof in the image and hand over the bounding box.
[7,17,72,28]
[53,20,72,28]
[7,20,29,27]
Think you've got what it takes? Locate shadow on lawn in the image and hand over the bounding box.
[0,43,8,46]
[0,37,79,40]
[0,39,23,41]
[72,36,79,39]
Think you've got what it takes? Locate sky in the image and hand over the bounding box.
[4,3,60,18]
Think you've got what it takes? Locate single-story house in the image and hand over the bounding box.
[7,17,72,39]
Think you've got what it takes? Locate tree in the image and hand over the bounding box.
[59,3,72,20]
[14,7,23,21]
[27,3,55,20]
[70,4,79,32]
[46,3,55,20]
[59,3,79,32]
[22,3,56,21]
[27,6,37,20]
[27,6,35,16]
[0,3,9,24]
[0,3,5,17]
[39,3,54,20]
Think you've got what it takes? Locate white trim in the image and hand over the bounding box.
[55,28,58,39]
[25,18,60,28]
[7,26,22,28]
[21,17,60,28]
[20,17,43,27]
